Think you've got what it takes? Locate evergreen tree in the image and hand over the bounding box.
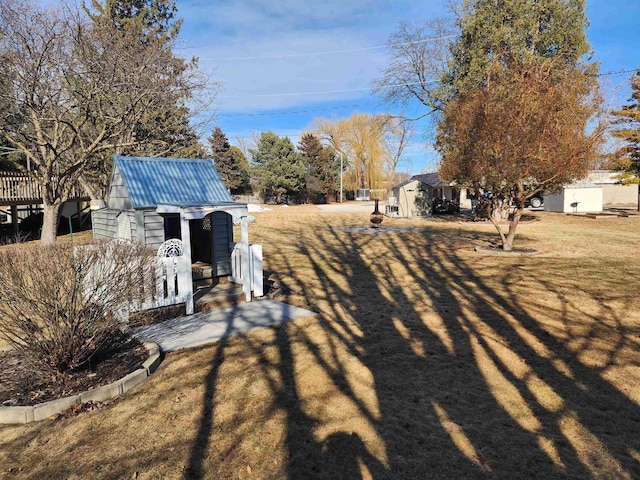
[87,0,179,40]
[81,0,204,198]
[250,132,306,202]
[229,146,252,194]
[610,71,640,183]
[208,127,249,194]
[298,133,339,201]
[446,0,594,95]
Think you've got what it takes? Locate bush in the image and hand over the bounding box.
[0,241,155,377]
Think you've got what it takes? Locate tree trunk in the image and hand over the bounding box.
[502,207,524,251]
[491,197,510,223]
[40,202,62,245]
[78,175,104,202]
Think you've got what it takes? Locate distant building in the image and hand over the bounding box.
[389,173,471,217]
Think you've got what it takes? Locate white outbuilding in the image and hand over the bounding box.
[543,180,603,213]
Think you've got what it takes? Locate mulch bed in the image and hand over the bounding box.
[473,244,539,256]
[0,332,147,407]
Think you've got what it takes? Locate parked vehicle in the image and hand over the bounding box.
[432,198,460,215]
[526,195,543,208]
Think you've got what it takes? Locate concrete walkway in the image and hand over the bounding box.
[132,299,316,352]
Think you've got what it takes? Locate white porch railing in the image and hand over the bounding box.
[229,243,264,298]
[123,239,191,316]
[136,254,191,312]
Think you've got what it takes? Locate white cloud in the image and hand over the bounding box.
[177,0,443,112]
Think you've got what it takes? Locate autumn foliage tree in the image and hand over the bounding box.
[439,59,603,250]
[433,0,604,251]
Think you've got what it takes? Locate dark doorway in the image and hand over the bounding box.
[189,212,233,277]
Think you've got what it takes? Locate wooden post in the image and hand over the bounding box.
[10,205,19,238]
[241,216,251,302]
[251,244,263,297]
[180,212,195,314]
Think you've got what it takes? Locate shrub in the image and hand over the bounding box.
[0,241,155,377]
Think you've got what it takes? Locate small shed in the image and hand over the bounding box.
[391,173,470,217]
[543,181,603,213]
[586,170,639,208]
[92,156,259,312]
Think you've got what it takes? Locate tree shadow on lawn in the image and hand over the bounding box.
[178,217,640,479]
[198,219,639,479]
[10,217,636,479]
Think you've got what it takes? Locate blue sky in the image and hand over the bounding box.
[176,0,640,173]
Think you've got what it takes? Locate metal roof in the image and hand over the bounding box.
[392,178,418,190]
[411,173,444,188]
[113,155,235,209]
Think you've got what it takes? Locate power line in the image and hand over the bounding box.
[214,67,639,116]
[219,68,639,100]
[218,102,379,117]
[219,80,437,98]
[196,34,457,61]
[597,68,638,77]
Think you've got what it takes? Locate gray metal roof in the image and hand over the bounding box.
[411,173,444,188]
[392,178,418,190]
[113,155,235,209]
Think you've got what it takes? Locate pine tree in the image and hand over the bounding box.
[82,0,204,197]
[298,133,339,201]
[250,132,306,202]
[230,146,252,194]
[446,0,594,95]
[610,71,640,183]
[208,127,249,194]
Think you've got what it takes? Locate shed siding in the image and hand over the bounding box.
[127,211,137,239]
[212,212,232,276]
[144,210,166,250]
[602,184,639,206]
[91,209,118,240]
[107,167,133,211]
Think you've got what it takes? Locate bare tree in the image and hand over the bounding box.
[372,19,455,118]
[0,0,209,243]
[382,116,413,189]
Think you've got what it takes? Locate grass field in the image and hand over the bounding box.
[1,210,639,479]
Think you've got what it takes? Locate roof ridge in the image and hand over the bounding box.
[115,155,214,164]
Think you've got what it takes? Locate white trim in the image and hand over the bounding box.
[179,213,195,314]
[156,203,248,220]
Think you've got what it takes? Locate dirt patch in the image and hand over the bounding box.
[0,332,147,406]
[128,304,186,328]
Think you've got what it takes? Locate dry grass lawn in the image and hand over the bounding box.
[1,210,639,479]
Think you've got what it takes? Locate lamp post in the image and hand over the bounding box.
[340,153,343,203]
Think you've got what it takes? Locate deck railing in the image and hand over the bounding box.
[0,172,89,204]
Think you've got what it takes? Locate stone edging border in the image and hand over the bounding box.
[474,245,540,256]
[0,340,162,425]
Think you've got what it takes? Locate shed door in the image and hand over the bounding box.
[211,212,233,276]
